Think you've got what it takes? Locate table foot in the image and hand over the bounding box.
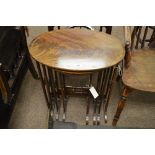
[93,116,97,125]
[50,111,54,121]
[104,113,108,123]
[86,116,89,125]
[62,113,66,121]
[97,116,100,125]
[55,113,59,120]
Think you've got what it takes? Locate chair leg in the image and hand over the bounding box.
[112,87,130,126]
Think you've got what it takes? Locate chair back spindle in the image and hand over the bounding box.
[131,26,155,50]
[125,26,155,67]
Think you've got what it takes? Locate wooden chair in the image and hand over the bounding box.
[0,26,38,128]
[112,26,155,126]
[0,26,38,103]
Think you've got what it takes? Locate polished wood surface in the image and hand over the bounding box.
[123,49,155,92]
[29,29,124,72]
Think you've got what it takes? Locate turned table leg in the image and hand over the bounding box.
[86,74,92,125]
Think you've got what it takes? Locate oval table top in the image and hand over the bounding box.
[29,29,124,72]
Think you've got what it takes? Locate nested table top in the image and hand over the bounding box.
[29,29,124,72]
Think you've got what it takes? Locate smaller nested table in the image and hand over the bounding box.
[29,29,124,125]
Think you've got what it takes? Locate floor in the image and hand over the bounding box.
[8,26,155,129]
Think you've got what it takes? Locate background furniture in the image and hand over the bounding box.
[48,26,60,31]
[113,26,155,126]
[29,29,124,125]
[99,26,112,34]
[48,26,112,34]
[0,26,38,128]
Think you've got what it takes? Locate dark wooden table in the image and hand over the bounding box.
[29,29,124,125]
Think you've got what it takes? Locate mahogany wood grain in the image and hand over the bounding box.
[29,29,124,72]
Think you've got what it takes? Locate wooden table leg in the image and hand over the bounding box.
[36,62,50,108]
[104,66,117,123]
[47,68,57,119]
[59,72,67,121]
[100,67,112,123]
[93,99,97,125]
[86,74,93,125]
[27,54,39,79]
[96,71,104,125]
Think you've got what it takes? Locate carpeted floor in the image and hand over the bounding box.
[8,26,155,129]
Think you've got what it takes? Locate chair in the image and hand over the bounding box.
[0,26,38,102]
[112,26,155,126]
[0,26,38,128]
